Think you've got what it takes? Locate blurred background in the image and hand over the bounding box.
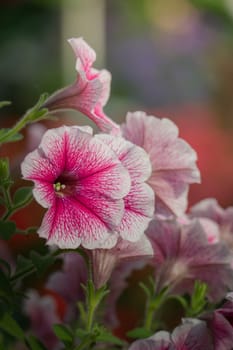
[0,0,233,207]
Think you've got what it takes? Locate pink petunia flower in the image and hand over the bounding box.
[146,218,233,302]
[43,38,120,135]
[21,125,131,249]
[189,198,233,250]
[122,111,201,217]
[200,292,233,350]
[129,319,212,350]
[89,234,153,289]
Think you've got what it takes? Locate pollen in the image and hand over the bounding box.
[53,182,66,192]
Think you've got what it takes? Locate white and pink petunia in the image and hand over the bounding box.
[21,125,130,248]
[43,37,120,135]
[21,125,154,249]
[122,111,201,217]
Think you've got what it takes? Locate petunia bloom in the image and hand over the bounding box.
[146,218,233,302]
[122,111,201,217]
[43,38,120,135]
[89,234,153,289]
[129,319,212,350]
[189,198,233,250]
[200,292,233,350]
[21,125,131,249]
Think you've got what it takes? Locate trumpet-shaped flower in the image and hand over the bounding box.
[43,38,120,135]
[146,218,233,302]
[90,234,153,289]
[122,111,201,217]
[21,125,131,249]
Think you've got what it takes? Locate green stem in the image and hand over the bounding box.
[2,193,33,221]
[10,265,36,283]
[0,114,29,144]
[73,337,94,350]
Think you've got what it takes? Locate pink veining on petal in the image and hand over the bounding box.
[122,111,201,217]
[96,134,155,242]
[21,125,131,249]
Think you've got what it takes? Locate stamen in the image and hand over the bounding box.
[53,182,66,192]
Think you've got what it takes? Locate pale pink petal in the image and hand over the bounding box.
[90,250,118,289]
[119,183,154,241]
[122,111,201,217]
[190,198,225,223]
[116,234,153,260]
[96,134,152,182]
[98,69,112,107]
[32,182,55,208]
[198,217,220,244]
[68,37,96,76]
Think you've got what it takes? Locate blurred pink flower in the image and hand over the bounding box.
[200,292,233,350]
[21,125,131,249]
[129,319,212,350]
[189,198,233,250]
[90,234,153,289]
[46,252,88,321]
[122,111,201,217]
[43,38,120,135]
[24,290,62,350]
[146,218,233,302]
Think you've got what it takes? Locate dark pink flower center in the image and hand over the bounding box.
[53,173,77,197]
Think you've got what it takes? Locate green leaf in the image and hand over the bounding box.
[0,158,10,183]
[26,335,47,350]
[0,221,16,240]
[53,324,73,343]
[0,101,11,108]
[13,186,33,207]
[127,327,153,339]
[0,129,23,143]
[0,313,24,340]
[96,330,124,346]
[29,251,55,275]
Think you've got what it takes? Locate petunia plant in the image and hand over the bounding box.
[0,37,233,350]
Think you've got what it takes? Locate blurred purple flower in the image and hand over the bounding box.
[46,252,88,321]
[129,318,212,350]
[24,290,62,350]
[189,198,233,250]
[146,218,233,302]
[200,292,233,350]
